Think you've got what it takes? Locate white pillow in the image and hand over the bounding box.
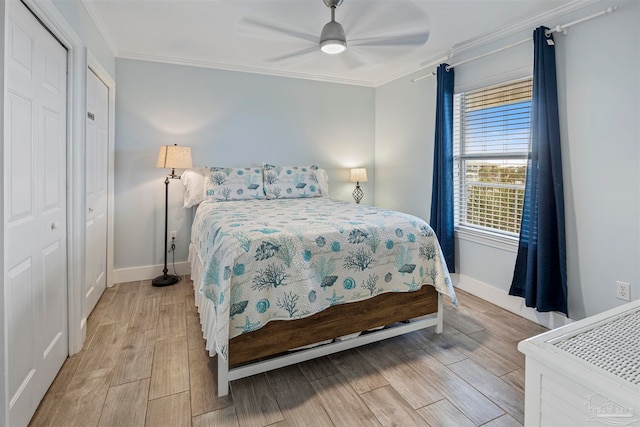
[316,168,330,197]
[181,168,205,208]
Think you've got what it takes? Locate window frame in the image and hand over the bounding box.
[453,76,533,251]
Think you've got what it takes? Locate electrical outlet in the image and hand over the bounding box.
[170,230,177,240]
[616,281,631,302]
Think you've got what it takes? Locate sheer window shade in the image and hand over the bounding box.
[453,77,532,236]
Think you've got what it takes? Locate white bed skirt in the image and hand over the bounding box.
[189,243,218,357]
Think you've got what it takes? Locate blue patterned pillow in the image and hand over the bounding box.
[203,167,264,201]
[263,164,326,199]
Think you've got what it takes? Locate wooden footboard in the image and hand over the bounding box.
[215,285,443,396]
[229,284,439,365]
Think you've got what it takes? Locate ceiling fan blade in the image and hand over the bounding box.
[341,7,388,39]
[340,53,365,69]
[267,46,319,63]
[340,49,375,69]
[239,17,318,43]
[350,31,429,48]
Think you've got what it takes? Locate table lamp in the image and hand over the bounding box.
[349,168,368,204]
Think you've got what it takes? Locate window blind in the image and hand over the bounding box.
[454,77,532,236]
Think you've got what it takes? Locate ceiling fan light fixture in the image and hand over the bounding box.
[320,39,346,54]
[320,20,346,54]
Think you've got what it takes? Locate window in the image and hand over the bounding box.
[453,77,532,237]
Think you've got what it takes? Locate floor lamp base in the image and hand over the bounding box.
[152,274,180,287]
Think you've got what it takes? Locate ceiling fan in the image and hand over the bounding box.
[241,0,430,65]
[320,0,348,54]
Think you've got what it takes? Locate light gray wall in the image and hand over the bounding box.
[375,69,436,220]
[51,1,115,77]
[114,58,375,270]
[555,0,639,318]
[374,0,640,320]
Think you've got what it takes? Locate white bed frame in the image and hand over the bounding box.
[214,294,443,396]
[189,239,446,397]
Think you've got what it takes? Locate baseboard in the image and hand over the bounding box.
[451,273,574,330]
[113,262,191,284]
[75,317,87,356]
[113,265,570,328]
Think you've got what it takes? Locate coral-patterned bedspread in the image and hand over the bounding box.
[190,198,456,360]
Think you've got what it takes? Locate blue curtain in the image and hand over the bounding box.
[430,63,455,273]
[509,27,567,316]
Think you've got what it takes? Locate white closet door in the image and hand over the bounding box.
[85,69,109,315]
[4,1,68,425]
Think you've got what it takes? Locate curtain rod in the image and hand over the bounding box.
[411,6,617,83]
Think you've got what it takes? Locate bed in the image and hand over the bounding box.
[185,166,457,396]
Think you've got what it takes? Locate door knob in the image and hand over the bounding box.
[89,207,94,212]
[51,223,57,230]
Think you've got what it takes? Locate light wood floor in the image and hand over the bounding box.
[29,277,547,427]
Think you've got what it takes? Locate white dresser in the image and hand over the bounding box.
[519,300,639,427]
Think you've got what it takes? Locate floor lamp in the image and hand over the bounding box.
[153,144,192,287]
[349,168,368,204]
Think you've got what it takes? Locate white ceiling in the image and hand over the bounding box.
[83,0,594,86]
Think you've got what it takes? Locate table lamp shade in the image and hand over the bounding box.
[349,168,368,183]
[157,145,192,169]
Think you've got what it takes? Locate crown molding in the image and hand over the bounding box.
[117,51,377,87]
[447,0,600,56]
[375,0,601,87]
[80,0,119,56]
[374,55,447,86]
[81,0,601,88]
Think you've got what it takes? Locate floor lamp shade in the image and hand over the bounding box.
[157,144,192,172]
[349,168,368,204]
[153,144,193,287]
